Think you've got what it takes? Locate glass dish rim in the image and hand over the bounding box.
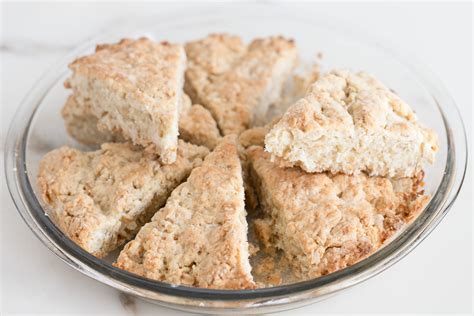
[4,7,468,305]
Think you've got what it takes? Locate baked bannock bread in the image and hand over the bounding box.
[265,69,438,178]
[37,141,209,258]
[185,33,298,135]
[65,38,186,164]
[247,145,429,279]
[62,93,221,149]
[115,136,255,289]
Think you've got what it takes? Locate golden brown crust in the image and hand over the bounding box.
[265,69,439,177]
[66,38,186,164]
[115,136,255,289]
[37,141,209,258]
[184,33,247,104]
[179,104,221,149]
[185,34,298,135]
[247,145,429,278]
[42,34,438,289]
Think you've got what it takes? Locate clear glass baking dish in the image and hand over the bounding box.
[4,5,468,314]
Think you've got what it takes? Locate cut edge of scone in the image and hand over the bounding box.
[37,140,209,258]
[61,94,125,145]
[65,38,186,164]
[115,136,256,289]
[247,145,429,279]
[265,69,439,178]
[61,91,221,150]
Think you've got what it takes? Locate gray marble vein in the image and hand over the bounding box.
[0,39,75,55]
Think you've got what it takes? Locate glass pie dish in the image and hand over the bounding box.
[4,5,468,314]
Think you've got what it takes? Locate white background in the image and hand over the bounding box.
[1,2,472,315]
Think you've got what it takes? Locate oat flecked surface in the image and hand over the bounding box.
[116,136,255,289]
[37,141,209,258]
[37,35,437,289]
[248,145,429,279]
[185,33,298,135]
[265,69,438,177]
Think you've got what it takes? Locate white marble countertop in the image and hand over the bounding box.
[1,2,472,315]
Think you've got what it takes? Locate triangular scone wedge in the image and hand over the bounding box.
[247,146,429,279]
[265,69,438,178]
[61,93,220,149]
[37,141,209,258]
[116,136,255,289]
[65,38,186,164]
[185,34,298,135]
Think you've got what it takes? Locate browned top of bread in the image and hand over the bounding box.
[265,69,438,177]
[248,145,429,278]
[116,136,255,289]
[185,34,298,135]
[68,38,185,102]
[37,140,209,257]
